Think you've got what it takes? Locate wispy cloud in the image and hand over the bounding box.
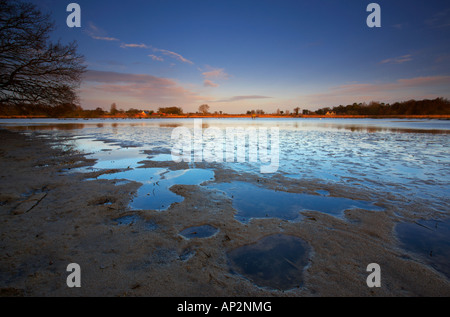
[380,54,413,64]
[203,80,219,87]
[202,66,230,80]
[152,48,194,65]
[84,23,193,66]
[119,43,193,65]
[121,43,149,49]
[200,66,230,88]
[216,95,272,102]
[86,22,119,41]
[148,54,164,62]
[91,36,120,41]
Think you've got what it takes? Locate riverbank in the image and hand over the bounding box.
[0,128,449,297]
[1,114,450,120]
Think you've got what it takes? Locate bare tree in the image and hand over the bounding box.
[0,0,86,107]
[198,104,210,114]
[110,103,118,115]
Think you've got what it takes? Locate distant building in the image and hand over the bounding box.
[325,111,336,116]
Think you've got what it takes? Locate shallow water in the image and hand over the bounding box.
[210,181,383,223]
[179,225,219,239]
[113,214,158,230]
[97,167,214,211]
[396,218,450,279]
[227,234,311,290]
[2,118,448,203]
[1,118,448,210]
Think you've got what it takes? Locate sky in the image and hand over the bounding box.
[30,0,450,113]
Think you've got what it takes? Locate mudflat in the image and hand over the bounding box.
[0,128,449,296]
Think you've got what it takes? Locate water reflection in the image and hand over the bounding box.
[210,182,383,223]
[396,218,450,279]
[228,234,310,290]
[8,124,86,131]
[334,125,450,134]
[97,168,215,211]
[2,118,449,134]
[113,214,158,230]
[179,225,218,239]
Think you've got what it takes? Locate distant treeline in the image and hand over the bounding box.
[1,98,449,118]
[314,98,450,116]
[0,103,187,118]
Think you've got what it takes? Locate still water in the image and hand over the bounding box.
[2,117,448,211]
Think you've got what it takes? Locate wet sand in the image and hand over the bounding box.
[0,128,449,297]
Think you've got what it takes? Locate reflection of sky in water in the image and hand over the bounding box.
[210,181,383,223]
[227,234,310,290]
[1,118,449,213]
[113,214,158,230]
[97,168,214,211]
[179,225,219,239]
[396,218,450,279]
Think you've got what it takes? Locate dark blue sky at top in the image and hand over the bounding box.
[30,0,450,112]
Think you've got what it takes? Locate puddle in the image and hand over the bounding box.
[97,168,214,211]
[179,225,219,239]
[61,138,148,172]
[210,182,383,223]
[227,234,310,291]
[396,218,450,279]
[149,153,177,162]
[91,147,145,170]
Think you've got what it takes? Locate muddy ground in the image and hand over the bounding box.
[0,128,449,297]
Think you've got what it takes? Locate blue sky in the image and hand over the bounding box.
[31,0,450,113]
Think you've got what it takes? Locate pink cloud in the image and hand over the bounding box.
[380,54,413,64]
[202,67,230,80]
[215,95,272,102]
[121,43,149,48]
[152,48,194,64]
[81,70,211,110]
[204,80,219,87]
[86,22,119,41]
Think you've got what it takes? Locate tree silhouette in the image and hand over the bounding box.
[110,103,118,115]
[0,0,86,107]
[198,104,210,114]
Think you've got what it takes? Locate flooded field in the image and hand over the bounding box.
[1,117,449,295]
